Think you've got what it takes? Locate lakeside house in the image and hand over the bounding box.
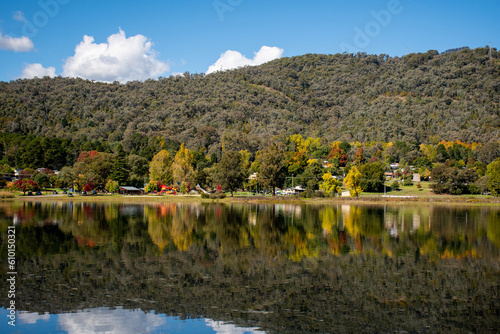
[120,186,142,195]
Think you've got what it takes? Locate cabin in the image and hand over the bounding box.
[120,186,142,195]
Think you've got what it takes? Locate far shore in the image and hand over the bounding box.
[2,192,500,207]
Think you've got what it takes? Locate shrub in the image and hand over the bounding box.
[209,192,226,199]
[403,176,413,186]
[201,193,210,199]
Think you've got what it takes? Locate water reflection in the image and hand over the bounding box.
[0,308,264,334]
[1,201,499,333]
[1,201,499,261]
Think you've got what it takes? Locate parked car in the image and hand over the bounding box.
[68,193,73,197]
[35,191,42,195]
[81,191,87,195]
[53,190,58,194]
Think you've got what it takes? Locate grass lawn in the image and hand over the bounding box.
[1,182,497,205]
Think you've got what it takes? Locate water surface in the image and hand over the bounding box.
[1,201,499,333]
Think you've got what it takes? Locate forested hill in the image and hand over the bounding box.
[0,47,499,154]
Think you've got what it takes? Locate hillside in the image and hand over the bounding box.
[0,47,499,156]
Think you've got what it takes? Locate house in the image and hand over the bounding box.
[384,172,394,179]
[120,186,142,195]
[341,191,351,197]
[389,163,400,169]
[293,185,306,193]
[412,173,421,182]
[278,185,306,195]
[322,161,332,168]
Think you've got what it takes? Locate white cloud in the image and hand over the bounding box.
[21,63,57,79]
[62,29,169,83]
[206,45,283,74]
[0,32,34,52]
[13,11,26,22]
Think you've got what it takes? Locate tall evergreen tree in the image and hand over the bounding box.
[110,144,130,185]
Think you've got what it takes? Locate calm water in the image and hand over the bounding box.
[1,201,499,333]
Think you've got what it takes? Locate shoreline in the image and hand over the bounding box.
[2,193,500,207]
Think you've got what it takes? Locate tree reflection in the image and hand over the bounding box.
[0,201,498,261]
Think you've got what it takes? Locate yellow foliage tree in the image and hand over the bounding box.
[172,143,195,184]
[343,166,363,197]
[149,150,173,185]
[420,144,437,162]
[319,172,341,196]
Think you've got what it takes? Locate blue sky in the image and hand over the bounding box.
[0,0,498,82]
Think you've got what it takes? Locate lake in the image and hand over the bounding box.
[1,201,499,333]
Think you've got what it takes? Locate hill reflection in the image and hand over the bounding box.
[1,201,499,333]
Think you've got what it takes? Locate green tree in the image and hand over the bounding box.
[180,181,188,194]
[343,166,362,197]
[358,162,385,192]
[149,150,173,185]
[127,154,149,179]
[110,145,130,185]
[74,151,114,189]
[105,180,120,193]
[298,160,324,190]
[431,165,477,195]
[33,173,50,189]
[486,159,500,196]
[216,150,246,197]
[257,142,288,196]
[59,166,76,190]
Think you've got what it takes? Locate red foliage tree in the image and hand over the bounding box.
[77,151,99,163]
[13,179,38,195]
[83,182,95,192]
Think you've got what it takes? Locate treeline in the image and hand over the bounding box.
[0,132,176,170]
[3,131,500,197]
[0,47,499,155]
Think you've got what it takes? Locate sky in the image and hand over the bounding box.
[0,0,499,83]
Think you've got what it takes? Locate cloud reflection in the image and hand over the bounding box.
[57,307,167,334]
[18,311,51,324]
[205,319,266,334]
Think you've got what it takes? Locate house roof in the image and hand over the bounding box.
[120,186,140,191]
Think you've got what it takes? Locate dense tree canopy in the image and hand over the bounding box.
[216,151,247,196]
[0,47,499,154]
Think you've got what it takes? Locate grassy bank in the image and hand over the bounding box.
[3,190,500,207]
